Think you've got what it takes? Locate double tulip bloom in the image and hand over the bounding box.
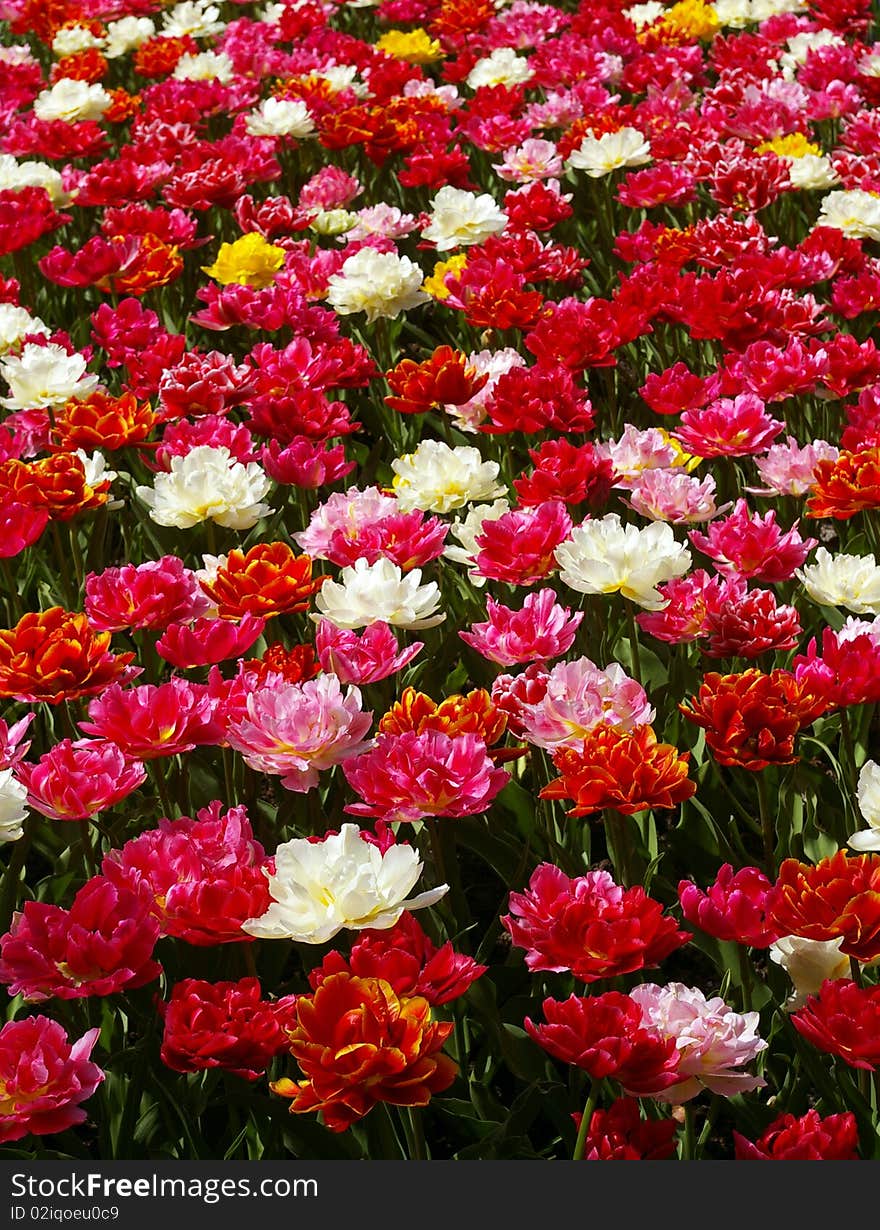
[503,863,690,982]
[160,978,298,1081]
[0,607,137,704]
[0,1017,104,1144]
[679,669,828,771]
[527,982,767,1104]
[271,972,457,1132]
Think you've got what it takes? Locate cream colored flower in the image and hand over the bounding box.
[309,209,358,237]
[242,824,448,943]
[104,16,156,58]
[0,305,49,356]
[136,445,272,531]
[784,28,845,65]
[245,97,315,138]
[466,47,533,90]
[769,935,850,1011]
[785,154,839,191]
[0,343,98,410]
[713,0,753,27]
[623,1,664,28]
[796,547,880,615]
[750,0,806,15]
[555,513,692,609]
[421,186,507,252]
[0,769,28,844]
[162,0,225,38]
[391,440,506,514]
[0,155,68,205]
[443,498,511,585]
[51,25,104,55]
[849,760,880,852]
[816,189,880,242]
[173,51,234,82]
[858,50,880,77]
[33,79,111,123]
[77,451,120,508]
[858,760,880,826]
[315,65,367,96]
[567,127,651,177]
[312,557,445,630]
[325,248,429,323]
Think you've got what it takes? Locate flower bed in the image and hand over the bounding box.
[0,0,879,1163]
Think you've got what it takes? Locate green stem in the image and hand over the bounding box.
[67,521,85,594]
[374,1102,405,1160]
[203,518,218,558]
[696,1097,720,1154]
[625,600,642,686]
[572,1078,601,1160]
[426,818,471,944]
[406,1107,428,1161]
[453,1000,469,1078]
[50,520,76,607]
[604,808,636,887]
[849,957,870,1099]
[222,747,236,809]
[738,945,754,1013]
[152,762,176,821]
[79,819,99,879]
[681,1102,697,1161]
[756,771,775,878]
[839,706,860,802]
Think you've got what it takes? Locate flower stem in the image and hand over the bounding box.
[849,956,870,1106]
[696,1097,719,1155]
[738,945,754,1013]
[67,521,85,594]
[839,706,860,803]
[681,1102,697,1160]
[374,1103,405,1160]
[152,762,176,821]
[625,600,642,685]
[604,808,636,887]
[406,1107,427,1161]
[79,819,99,879]
[572,1078,600,1160]
[50,520,76,607]
[756,771,775,878]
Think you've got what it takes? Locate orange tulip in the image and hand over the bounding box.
[51,391,157,452]
[540,724,696,816]
[271,973,457,1132]
[199,542,325,619]
[0,607,136,704]
[679,668,827,771]
[806,446,880,520]
[769,851,880,963]
[0,453,109,521]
